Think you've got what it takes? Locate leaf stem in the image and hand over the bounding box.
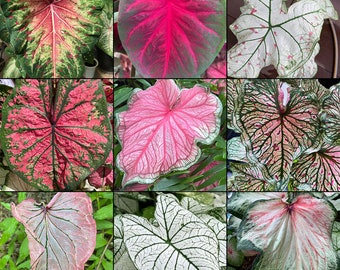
[95,235,113,270]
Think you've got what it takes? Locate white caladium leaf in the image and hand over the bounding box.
[237,80,319,185]
[229,163,276,191]
[122,194,220,270]
[227,79,243,131]
[227,137,247,162]
[237,193,337,270]
[228,0,338,78]
[292,144,340,191]
[228,192,286,217]
[114,215,125,264]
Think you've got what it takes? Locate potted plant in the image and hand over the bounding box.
[83,50,99,78]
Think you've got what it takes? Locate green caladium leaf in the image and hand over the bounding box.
[228,0,338,78]
[237,193,337,270]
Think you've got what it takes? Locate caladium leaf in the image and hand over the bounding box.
[3,0,103,78]
[114,215,125,264]
[11,192,96,270]
[237,193,337,270]
[117,80,222,187]
[1,79,112,191]
[118,0,226,78]
[122,194,220,270]
[228,0,338,78]
[237,80,319,186]
[323,84,340,144]
[292,145,340,191]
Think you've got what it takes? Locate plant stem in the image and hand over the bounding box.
[95,235,113,270]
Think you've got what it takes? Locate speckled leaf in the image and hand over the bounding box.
[116,80,222,188]
[118,0,226,78]
[238,80,319,185]
[1,79,112,191]
[238,193,337,270]
[292,145,340,191]
[2,0,103,78]
[11,192,96,270]
[228,0,338,78]
[122,194,220,270]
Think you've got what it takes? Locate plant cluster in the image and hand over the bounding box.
[114,192,226,270]
[114,79,226,191]
[114,0,226,78]
[227,79,340,191]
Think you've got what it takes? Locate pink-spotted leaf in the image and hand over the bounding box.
[238,80,319,185]
[237,193,337,269]
[116,80,222,188]
[11,192,96,270]
[228,0,338,77]
[1,79,112,191]
[292,145,340,191]
[3,0,103,78]
[118,0,226,78]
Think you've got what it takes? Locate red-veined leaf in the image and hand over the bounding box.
[117,80,222,188]
[3,0,103,78]
[237,80,319,185]
[118,0,226,78]
[11,192,96,270]
[292,145,340,191]
[237,193,337,269]
[88,150,113,188]
[1,79,112,191]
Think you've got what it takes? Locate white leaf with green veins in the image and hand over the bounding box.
[228,0,338,78]
[122,194,220,270]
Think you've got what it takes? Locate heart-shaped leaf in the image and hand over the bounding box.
[2,0,103,78]
[122,194,220,269]
[118,0,226,78]
[236,80,319,186]
[11,192,96,270]
[228,0,338,78]
[237,193,337,269]
[117,80,222,187]
[1,79,112,190]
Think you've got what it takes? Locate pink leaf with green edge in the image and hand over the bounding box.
[1,79,112,191]
[228,0,338,78]
[11,192,96,270]
[118,0,226,78]
[237,193,337,270]
[3,0,103,78]
[292,145,340,191]
[117,80,222,188]
[238,80,319,186]
[88,150,113,188]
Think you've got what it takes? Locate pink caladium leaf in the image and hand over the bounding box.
[292,145,340,191]
[228,0,338,78]
[117,80,222,188]
[236,80,319,186]
[118,0,226,78]
[1,79,113,191]
[11,192,96,270]
[2,0,103,78]
[88,150,113,188]
[237,193,337,269]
